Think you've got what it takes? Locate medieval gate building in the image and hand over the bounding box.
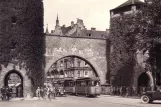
[109,0,157,93]
[0,0,45,97]
[45,18,110,85]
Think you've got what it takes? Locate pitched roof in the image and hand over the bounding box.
[112,0,143,10]
[81,30,107,39]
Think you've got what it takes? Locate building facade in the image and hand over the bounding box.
[46,56,96,84]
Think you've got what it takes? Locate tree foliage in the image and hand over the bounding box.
[134,0,161,85]
[109,14,136,86]
[109,0,161,86]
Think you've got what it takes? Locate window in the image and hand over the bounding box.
[60,70,64,75]
[78,71,80,77]
[53,63,57,68]
[85,71,88,75]
[77,60,81,67]
[12,16,17,24]
[47,72,50,76]
[87,33,91,37]
[60,61,63,67]
[64,59,68,68]
[71,71,74,77]
[85,62,88,67]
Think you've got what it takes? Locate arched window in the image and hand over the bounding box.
[60,70,64,75]
[46,72,50,76]
[11,16,17,24]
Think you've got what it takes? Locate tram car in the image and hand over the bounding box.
[64,78,76,94]
[75,77,101,97]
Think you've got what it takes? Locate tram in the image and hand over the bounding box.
[75,77,101,97]
[64,78,76,94]
[64,77,101,97]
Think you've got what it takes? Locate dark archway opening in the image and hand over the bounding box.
[137,72,151,95]
[4,70,23,98]
[45,55,98,87]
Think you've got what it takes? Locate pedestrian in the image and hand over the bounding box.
[40,87,44,99]
[43,86,47,100]
[6,87,10,101]
[120,86,122,96]
[36,87,41,99]
[132,86,136,96]
[1,86,5,100]
[52,85,56,99]
[125,87,129,97]
[47,86,52,101]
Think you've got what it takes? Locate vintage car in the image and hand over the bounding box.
[141,91,161,103]
[53,80,66,97]
[56,87,66,97]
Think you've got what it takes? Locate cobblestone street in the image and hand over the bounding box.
[0,95,161,107]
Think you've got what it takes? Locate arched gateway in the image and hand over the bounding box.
[4,70,23,98]
[137,71,154,94]
[45,34,109,85]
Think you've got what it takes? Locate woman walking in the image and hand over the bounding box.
[47,86,52,101]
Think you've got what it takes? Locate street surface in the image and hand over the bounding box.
[0,95,161,107]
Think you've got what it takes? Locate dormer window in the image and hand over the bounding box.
[87,33,91,37]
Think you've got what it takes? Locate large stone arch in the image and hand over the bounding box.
[4,70,24,97]
[45,54,106,85]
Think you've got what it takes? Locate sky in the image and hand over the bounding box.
[43,0,144,32]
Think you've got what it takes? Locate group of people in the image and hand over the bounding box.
[36,86,56,100]
[109,86,151,97]
[0,86,12,101]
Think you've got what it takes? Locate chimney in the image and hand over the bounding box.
[91,27,96,31]
[51,30,54,33]
[62,24,66,27]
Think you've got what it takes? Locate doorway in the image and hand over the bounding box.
[137,72,151,95]
[4,70,23,98]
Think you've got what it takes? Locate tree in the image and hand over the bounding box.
[134,0,161,87]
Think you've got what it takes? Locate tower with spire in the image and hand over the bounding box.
[56,13,59,27]
[52,13,63,35]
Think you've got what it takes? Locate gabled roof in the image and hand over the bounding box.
[112,0,144,10]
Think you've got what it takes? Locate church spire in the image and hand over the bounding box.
[56,13,59,26]
[46,24,49,33]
